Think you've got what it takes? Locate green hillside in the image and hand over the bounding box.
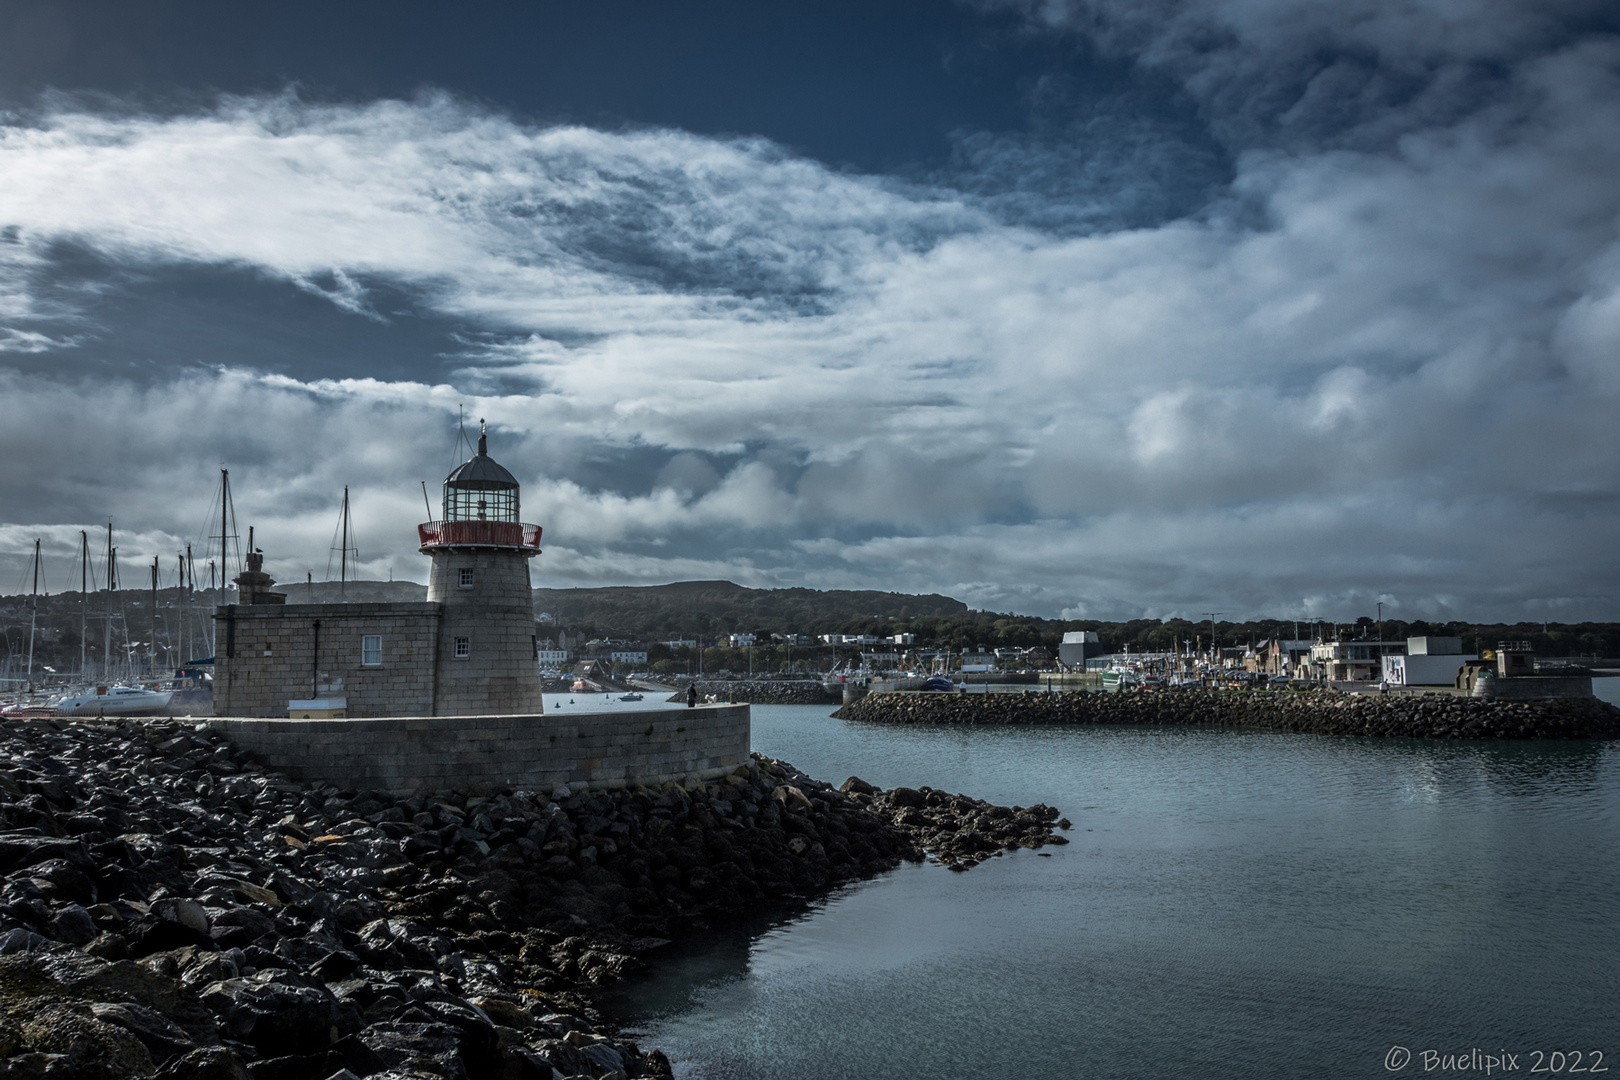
[532,580,967,640]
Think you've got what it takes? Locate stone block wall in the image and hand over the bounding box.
[208,704,751,794]
[426,549,543,715]
[1471,675,1594,700]
[214,603,441,718]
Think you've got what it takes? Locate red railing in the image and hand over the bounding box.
[418,520,543,550]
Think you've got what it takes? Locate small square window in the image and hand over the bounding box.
[361,635,382,666]
[458,568,474,588]
[454,636,471,659]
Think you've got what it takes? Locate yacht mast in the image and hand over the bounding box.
[340,486,350,597]
[25,538,39,683]
[152,557,162,676]
[80,531,88,679]
[104,524,113,680]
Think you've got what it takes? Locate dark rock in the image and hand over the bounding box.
[89,1000,197,1061]
[16,1001,156,1079]
[153,1047,252,1079]
[0,930,56,955]
[46,905,97,947]
[199,972,358,1056]
[360,1021,468,1080]
[0,716,1063,1080]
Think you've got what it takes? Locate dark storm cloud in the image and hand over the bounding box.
[0,1,1616,621]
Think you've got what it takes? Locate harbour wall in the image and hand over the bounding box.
[834,689,1620,739]
[676,680,839,704]
[1472,675,1594,701]
[208,703,750,794]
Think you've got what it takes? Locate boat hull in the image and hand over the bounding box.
[55,689,174,717]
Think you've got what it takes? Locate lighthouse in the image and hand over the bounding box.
[418,424,545,715]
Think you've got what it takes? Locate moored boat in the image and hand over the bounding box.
[1100,661,1141,689]
[55,685,174,717]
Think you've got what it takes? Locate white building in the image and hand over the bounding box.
[726,633,757,648]
[1384,637,1476,685]
[1307,639,1406,681]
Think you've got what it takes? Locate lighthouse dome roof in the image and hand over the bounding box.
[445,431,519,490]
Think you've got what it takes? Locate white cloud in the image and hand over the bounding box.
[0,19,1617,619]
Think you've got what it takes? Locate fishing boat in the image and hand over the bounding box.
[1,696,62,719]
[1100,660,1142,690]
[55,685,174,717]
[922,674,956,692]
[821,660,870,695]
[618,692,643,702]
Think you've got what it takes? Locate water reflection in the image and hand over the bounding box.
[606,707,1620,1080]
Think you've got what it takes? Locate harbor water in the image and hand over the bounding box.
[604,685,1620,1080]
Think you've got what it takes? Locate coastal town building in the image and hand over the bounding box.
[212,429,545,717]
[1306,638,1406,682]
[1250,638,1315,678]
[1384,636,1477,686]
[1059,631,1104,668]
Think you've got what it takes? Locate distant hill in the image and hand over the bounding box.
[276,580,428,604]
[532,580,968,639]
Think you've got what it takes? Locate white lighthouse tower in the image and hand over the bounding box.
[418,424,544,715]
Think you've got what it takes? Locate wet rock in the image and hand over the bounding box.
[46,906,97,948]
[0,715,1062,1079]
[834,687,1620,740]
[199,972,359,1056]
[17,1001,155,1078]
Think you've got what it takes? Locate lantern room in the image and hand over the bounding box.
[418,424,542,554]
[444,425,520,522]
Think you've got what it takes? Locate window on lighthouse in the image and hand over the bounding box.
[444,487,518,523]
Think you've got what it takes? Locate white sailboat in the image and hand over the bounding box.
[55,684,174,717]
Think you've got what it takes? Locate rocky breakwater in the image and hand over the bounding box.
[0,717,1066,1079]
[665,681,837,706]
[836,778,1069,871]
[835,689,1620,740]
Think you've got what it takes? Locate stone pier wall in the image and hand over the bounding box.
[1471,676,1593,701]
[208,704,750,794]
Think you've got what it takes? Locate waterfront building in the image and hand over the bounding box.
[213,429,545,717]
[1384,636,1477,686]
[1258,638,1315,678]
[1059,631,1104,669]
[1306,638,1406,682]
[536,638,570,669]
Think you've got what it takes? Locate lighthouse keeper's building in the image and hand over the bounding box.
[212,431,546,718]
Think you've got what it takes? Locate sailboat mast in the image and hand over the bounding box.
[221,468,230,579]
[340,486,349,596]
[151,557,159,676]
[26,538,39,683]
[178,553,186,665]
[105,524,113,680]
[80,531,88,678]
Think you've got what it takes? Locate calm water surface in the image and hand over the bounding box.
[605,689,1620,1080]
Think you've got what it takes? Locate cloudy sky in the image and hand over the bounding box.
[0,0,1616,622]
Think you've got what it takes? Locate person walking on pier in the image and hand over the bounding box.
[687,683,698,708]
